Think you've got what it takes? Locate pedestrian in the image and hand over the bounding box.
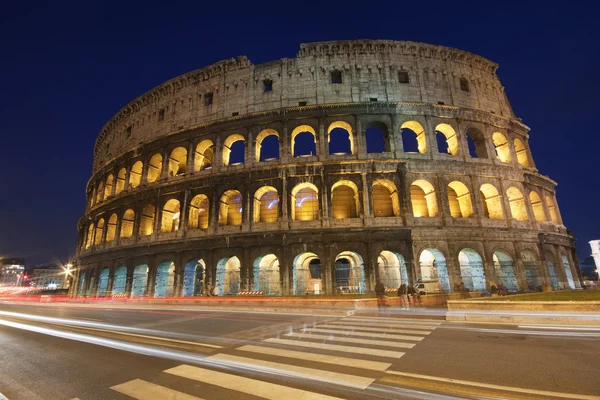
[397,283,409,310]
[407,284,420,307]
[206,283,213,297]
[375,281,387,311]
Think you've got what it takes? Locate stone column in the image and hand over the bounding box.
[146,262,156,298]
[186,141,195,174]
[125,266,134,297]
[361,172,371,217]
[160,149,170,180]
[106,265,115,295]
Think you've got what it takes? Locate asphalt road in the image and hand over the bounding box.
[0,302,598,400]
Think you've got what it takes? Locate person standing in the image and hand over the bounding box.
[398,283,409,310]
[375,281,387,311]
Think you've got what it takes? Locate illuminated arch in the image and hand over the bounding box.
[492,132,511,163]
[120,209,135,238]
[255,129,280,162]
[188,194,209,229]
[561,254,576,289]
[334,251,366,293]
[131,264,148,297]
[291,182,319,221]
[112,265,127,295]
[419,249,449,292]
[194,140,214,171]
[514,138,530,167]
[529,191,546,222]
[222,134,245,166]
[147,153,162,183]
[291,125,317,157]
[129,161,143,188]
[115,168,126,195]
[168,147,187,177]
[85,223,94,249]
[447,181,473,218]
[154,260,175,298]
[377,251,408,288]
[94,219,104,245]
[219,190,243,226]
[328,121,354,155]
[253,254,281,295]
[372,179,400,217]
[546,195,559,224]
[161,199,181,232]
[493,250,519,291]
[331,180,359,219]
[253,186,279,223]
[401,121,427,153]
[216,256,241,295]
[182,259,206,296]
[410,179,438,217]
[458,248,486,291]
[480,184,504,219]
[106,213,118,242]
[435,123,459,156]
[521,250,540,290]
[293,251,322,294]
[139,204,155,236]
[104,174,114,198]
[465,127,488,159]
[95,181,104,204]
[506,187,528,221]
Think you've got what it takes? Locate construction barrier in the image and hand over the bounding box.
[236,291,265,296]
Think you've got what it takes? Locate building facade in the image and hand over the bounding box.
[72,40,581,298]
[0,258,25,287]
[29,265,69,290]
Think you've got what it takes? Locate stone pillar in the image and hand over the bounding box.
[146,263,156,297]
[180,190,190,232]
[123,165,131,192]
[125,266,134,297]
[317,118,326,160]
[141,157,149,185]
[186,141,195,174]
[106,265,115,295]
[160,149,170,180]
[213,135,222,173]
[361,172,371,217]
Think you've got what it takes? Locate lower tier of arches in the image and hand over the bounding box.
[72,228,582,298]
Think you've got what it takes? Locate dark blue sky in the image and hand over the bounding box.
[0,1,598,265]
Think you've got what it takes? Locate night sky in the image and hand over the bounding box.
[1,1,598,265]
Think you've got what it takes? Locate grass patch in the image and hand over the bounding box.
[481,290,600,302]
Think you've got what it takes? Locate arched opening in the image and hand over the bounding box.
[561,255,576,289]
[447,181,473,218]
[328,121,353,155]
[106,214,118,242]
[419,249,450,292]
[97,267,110,296]
[293,252,322,295]
[223,134,245,166]
[291,125,317,157]
[216,256,241,295]
[529,191,546,222]
[546,196,559,224]
[493,250,519,291]
[377,251,408,289]
[521,250,540,291]
[147,153,162,183]
[85,223,94,249]
[506,187,528,221]
[545,251,559,290]
[219,190,243,226]
[366,122,390,153]
[514,138,530,167]
[131,264,148,297]
[466,128,488,159]
[161,199,181,232]
[458,249,486,291]
[129,161,143,188]
[372,179,400,217]
[194,140,214,171]
[77,272,86,296]
[331,180,359,219]
[335,251,366,294]
[253,186,279,223]
[154,261,175,298]
[401,121,426,154]
[435,123,459,156]
[120,209,135,238]
[253,254,281,295]
[115,168,126,195]
[480,184,504,219]
[168,147,187,177]
[410,179,438,217]
[112,265,127,295]
[95,181,105,204]
[492,132,511,163]
[139,205,155,236]
[291,183,319,221]
[104,175,114,198]
[183,259,206,297]
[94,219,105,245]
[188,194,209,230]
[255,129,280,161]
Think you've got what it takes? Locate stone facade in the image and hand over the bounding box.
[72,40,581,298]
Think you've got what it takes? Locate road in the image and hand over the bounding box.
[0,302,598,400]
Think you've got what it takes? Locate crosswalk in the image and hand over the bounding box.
[109,315,441,399]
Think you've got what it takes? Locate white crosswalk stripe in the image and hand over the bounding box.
[284,331,416,348]
[264,337,406,358]
[111,379,204,400]
[317,323,432,335]
[304,327,425,341]
[326,320,438,330]
[347,316,442,325]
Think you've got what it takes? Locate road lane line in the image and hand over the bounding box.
[264,338,405,358]
[328,321,437,330]
[164,364,345,400]
[317,324,431,335]
[207,353,375,389]
[236,344,391,371]
[345,317,441,326]
[348,316,442,325]
[285,332,415,348]
[385,371,600,400]
[305,328,424,341]
[111,379,203,400]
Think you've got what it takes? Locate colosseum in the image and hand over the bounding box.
[72,39,582,299]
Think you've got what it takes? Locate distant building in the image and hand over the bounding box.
[0,258,25,286]
[590,240,600,273]
[28,264,69,289]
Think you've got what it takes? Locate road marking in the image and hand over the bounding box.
[328,320,437,330]
[346,317,441,326]
[164,364,345,400]
[518,325,600,331]
[236,344,391,371]
[111,378,203,400]
[317,323,431,335]
[348,316,442,325]
[207,353,375,389]
[265,338,405,358]
[285,332,415,349]
[385,371,600,400]
[306,328,423,341]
